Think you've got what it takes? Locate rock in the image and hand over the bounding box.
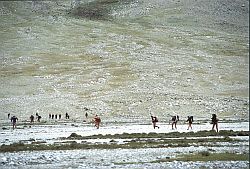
[68,133,81,138]
[9,161,15,165]
[0,157,7,163]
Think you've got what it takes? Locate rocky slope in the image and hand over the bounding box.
[0,0,248,123]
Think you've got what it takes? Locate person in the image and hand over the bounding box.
[83,112,88,122]
[59,114,61,119]
[37,115,42,122]
[49,114,51,119]
[171,115,179,130]
[52,114,54,119]
[11,115,18,130]
[151,115,160,129]
[30,115,35,123]
[36,113,40,121]
[8,113,10,119]
[186,116,193,130]
[211,114,219,132]
[93,114,101,129]
[66,113,70,119]
[55,114,57,119]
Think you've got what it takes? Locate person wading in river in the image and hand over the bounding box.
[30,115,35,124]
[151,115,160,129]
[171,115,179,130]
[93,114,101,129]
[11,115,18,130]
[211,114,219,132]
[186,116,193,130]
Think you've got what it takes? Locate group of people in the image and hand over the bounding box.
[8,112,219,132]
[150,114,219,132]
[29,113,42,123]
[48,113,70,120]
[49,114,62,120]
[36,113,42,122]
[8,112,102,130]
[8,113,42,129]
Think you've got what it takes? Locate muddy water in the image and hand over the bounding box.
[0,1,249,124]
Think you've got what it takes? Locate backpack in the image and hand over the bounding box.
[172,116,176,121]
[188,116,193,122]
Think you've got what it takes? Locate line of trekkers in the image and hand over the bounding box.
[7,112,219,132]
[151,114,219,132]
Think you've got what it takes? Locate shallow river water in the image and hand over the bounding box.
[0,121,249,168]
